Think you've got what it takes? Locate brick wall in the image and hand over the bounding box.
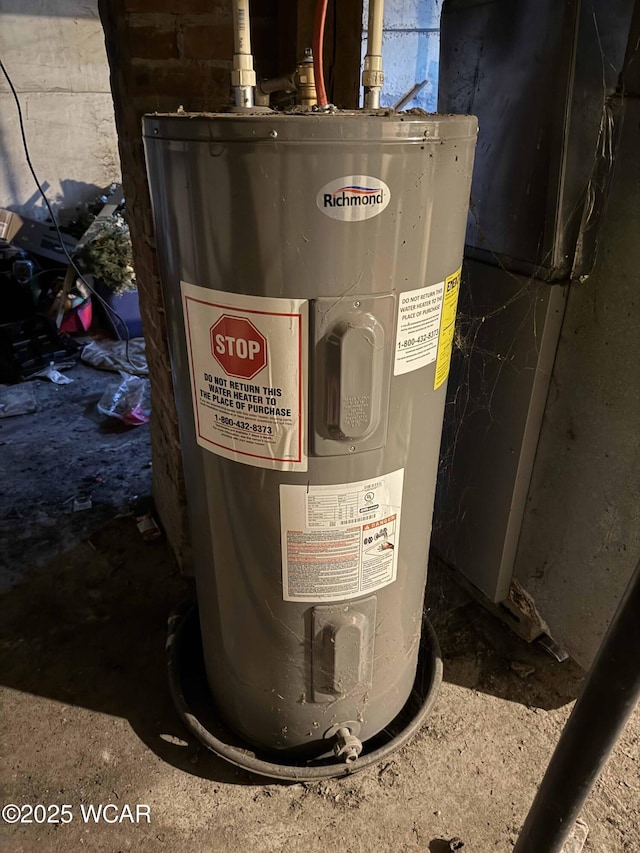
[98,0,360,568]
[98,0,282,568]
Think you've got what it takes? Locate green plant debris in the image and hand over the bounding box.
[74,213,136,296]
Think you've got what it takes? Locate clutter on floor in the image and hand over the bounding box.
[0,184,142,386]
[97,372,151,426]
[0,383,37,418]
[0,363,153,592]
[81,337,148,375]
[0,186,152,590]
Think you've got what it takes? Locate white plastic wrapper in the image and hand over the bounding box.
[97,372,151,425]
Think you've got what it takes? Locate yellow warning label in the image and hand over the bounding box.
[434,266,462,390]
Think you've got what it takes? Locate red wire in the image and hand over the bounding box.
[313,0,329,106]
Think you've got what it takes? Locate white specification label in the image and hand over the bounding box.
[394,281,445,376]
[181,282,307,471]
[280,469,404,602]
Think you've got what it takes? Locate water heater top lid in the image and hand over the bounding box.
[142,109,478,145]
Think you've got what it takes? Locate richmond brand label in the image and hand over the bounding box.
[316,175,391,221]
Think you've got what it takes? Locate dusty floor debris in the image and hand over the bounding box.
[0,363,151,591]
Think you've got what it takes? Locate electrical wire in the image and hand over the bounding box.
[0,56,134,362]
[313,0,329,106]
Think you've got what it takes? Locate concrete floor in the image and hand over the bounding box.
[1,367,639,852]
[0,362,152,591]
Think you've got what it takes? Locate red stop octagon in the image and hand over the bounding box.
[211,315,267,380]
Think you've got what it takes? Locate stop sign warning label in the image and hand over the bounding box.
[181,282,307,472]
[211,315,267,380]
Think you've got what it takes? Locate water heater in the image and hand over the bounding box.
[144,108,476,775]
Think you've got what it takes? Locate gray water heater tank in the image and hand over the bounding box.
[143,111,476,763]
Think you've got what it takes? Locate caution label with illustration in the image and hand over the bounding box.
[434,266,462,390]
[279,469,404,602]
[181,282,307,471]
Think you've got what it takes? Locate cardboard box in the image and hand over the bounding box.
[0,207,77,262]
[0,208,22,242]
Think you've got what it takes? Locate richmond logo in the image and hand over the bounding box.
[317,175,391,221]
[323,185,384,208]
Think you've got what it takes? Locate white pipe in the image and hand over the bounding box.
[233,0,252,55]
[362,0,385,109]
[367,0,384,58]
[231,0,256,108]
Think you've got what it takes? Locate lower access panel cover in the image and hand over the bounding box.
[312,596,377,703]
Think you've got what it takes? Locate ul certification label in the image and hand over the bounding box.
[181,282,307,471]
[434,266,462,389]
[280,469,404,602]
[394,280,445,376]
